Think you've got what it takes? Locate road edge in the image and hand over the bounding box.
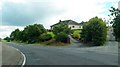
[10,47,26,67]
[20,51,26,67]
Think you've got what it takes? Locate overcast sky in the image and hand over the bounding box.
[0,0,119,38]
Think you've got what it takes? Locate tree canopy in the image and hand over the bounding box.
[52,23,71,35]
[81,17,107,46]
[10,24,46,43]
[10,29,21,41]
[109,7,120,41]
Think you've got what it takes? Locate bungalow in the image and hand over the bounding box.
[51,20,85,30]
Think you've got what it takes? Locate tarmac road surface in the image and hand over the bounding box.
[3,42,118,65]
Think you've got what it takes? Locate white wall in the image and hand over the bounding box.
[68,25,81,30]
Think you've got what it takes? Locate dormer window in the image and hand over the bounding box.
[72,26,75,28]
[79,26,81,28]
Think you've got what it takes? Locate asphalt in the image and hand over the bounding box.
[107,29,115,41]
[2,30,119,66]
[3,41,118,65]
[1,42,25,66]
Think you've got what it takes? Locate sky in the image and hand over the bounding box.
[0,0,119,39]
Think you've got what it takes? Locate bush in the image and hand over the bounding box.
[47,32,55,38]
[55,32,69,43]
[23,24,46,43]
[4,37,11,42]
[40,33,52,42]
[53,23,71,35]
[72,30,81,39]
[81,17,107,46]
[71,29,81,34]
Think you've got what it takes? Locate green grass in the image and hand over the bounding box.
[47,32,55,38]
[72,30,81,39]
[1,40,7,42]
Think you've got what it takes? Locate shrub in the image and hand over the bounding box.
[23,24,46,43]
[53,23,71,35]
[4,37,10,42]
[47,32,55,38]
[55,32,69,43]
[71,29,81,34]
[72,30,81,39]
[81,17,107,46]
[40,33,52,42]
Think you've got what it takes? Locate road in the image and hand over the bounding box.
[2,43,24,65]
[3,42,118,65]
[107,29,115,41]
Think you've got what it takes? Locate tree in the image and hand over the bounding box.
[52,23,70,43]
[81,17,107,46]
[109,7,120,41]
[10,29,21,41]
[23,24,46,43]
[39,33,52,42]
[55,32,69,43]
[4,37,10,42]
[52,23,71,35]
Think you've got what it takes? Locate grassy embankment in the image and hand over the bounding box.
[6,32,70,46]
[71,29,81,40]
[34,32,70,46]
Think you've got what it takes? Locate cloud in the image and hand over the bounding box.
[38,0,118,28]
[0,26,24,39]
[1,0,119,38]
[2,1,64,26]
[0,0,2,25]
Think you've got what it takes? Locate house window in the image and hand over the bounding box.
[72,26,75,28]
[79,26,83,29]
[79,26,81,28]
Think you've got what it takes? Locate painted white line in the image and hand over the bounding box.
[20,51,26,67]
[10,46,26,67]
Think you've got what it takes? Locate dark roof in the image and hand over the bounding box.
[51,20,79,27]
[67,20,80,25]
[79,21,86,25]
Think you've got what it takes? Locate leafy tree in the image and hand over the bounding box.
[9,24,46,43]
[17,30,25,42]
[81,17,107,46]
[39,33,52,42]
[109,7,120,41]
[55,32,69,43]
[4,37,10,42]
[23,24,46,43]
[52,23,70,43]
[10,29,21,41]
[47,32,55,38]
[52,23,71,35]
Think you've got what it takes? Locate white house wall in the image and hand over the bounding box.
[68,25,81,30]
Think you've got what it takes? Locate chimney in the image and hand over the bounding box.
[59,20,61,22]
